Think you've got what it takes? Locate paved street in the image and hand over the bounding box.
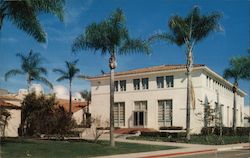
[173,149,250,158]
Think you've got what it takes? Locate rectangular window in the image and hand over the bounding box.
[166,76,174,87]
[158,100,172,127]
[134,101,147,126]
[120,80,126,91]
[227,106,230,126]
[114,81,118,92]
[206,76,209,87]
[221,105,224,125]
[157,76,164,88]
[114,102,125,127]
[142,78,149,89]
[133,79,140,90]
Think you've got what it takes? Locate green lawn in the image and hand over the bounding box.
[128,135,250,145]
[0,138,177,158]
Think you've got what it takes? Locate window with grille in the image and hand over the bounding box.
[156,76,164,88]
[114,102,125,127]
[133,79,140,90]
[120,80,126,91]
[166,76,174,87]
[114,81,118,92]
[134,101,147,126]
[142,78,149,89]
[158,100,172,126]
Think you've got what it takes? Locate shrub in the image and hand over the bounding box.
[20,93,76,137]
[140,131,186,139]
[236,127,250,136]
[159,126,183,130]
[141,132,162,137]
[201,127,250,136]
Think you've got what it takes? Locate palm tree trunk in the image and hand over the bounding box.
[69,81,72,114]
[0,9,5,30]
[109,54,116,147]
[232,83,237,134]
[186,47,193,141]
[2,116,8,138]
[27,78,31,93]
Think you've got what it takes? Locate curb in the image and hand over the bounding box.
[217,145,250,151]
[139,145,250,158]
[139,149,216,158]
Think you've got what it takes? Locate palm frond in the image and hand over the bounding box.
[1,1,65,43]
[53,68,67,75]
[30,0,65,21]
[56,75,69,82]
[7,1,46,43]
[119,39,151,55]
[4,69,23,81]
[79,90,91,101]
[168,15,189,46]
[223,68,236,80]
[148,32,176,44]
[35,76,53,89]
[36,67,48,75]
[72,23,110,54]
[163,6,222,47]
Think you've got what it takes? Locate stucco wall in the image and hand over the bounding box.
[90,68,245,133]
[1,100,21,137]
[1,109,21,137]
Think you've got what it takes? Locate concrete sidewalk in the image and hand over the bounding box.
[92,136,249,158]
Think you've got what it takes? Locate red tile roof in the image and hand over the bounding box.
[89,64,205,79]
[56,99,88,113]
[0,99,21,109]
[0,95,21,101]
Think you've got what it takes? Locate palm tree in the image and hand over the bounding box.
[72,8,151,147]
[0,109,11,139]
[5,49,53,91]
[224,56,250,133]
[0,0,64,43]
[80,90,91,112]
[80,90,91,126]
[53,60,86,114]
[149,6,221,140]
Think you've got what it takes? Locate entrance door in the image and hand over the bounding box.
[133,111,145,126]
[133,101,147,127]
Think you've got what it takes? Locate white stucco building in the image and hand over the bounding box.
[89,64,246,133]
[0,94,22,137]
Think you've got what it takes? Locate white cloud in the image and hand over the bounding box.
[53,85,69,99]
[30,84,44,95]
[53,85,86,101]
[74,92,82,99]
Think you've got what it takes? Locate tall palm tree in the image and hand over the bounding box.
[80,90,91,112]
[224,56,250,133]
[80,90,91,126]
[149,6,221,140]
[0,0,64,43]
[53,60,86,114]
[5,49,53,91]
[72,8,151,147]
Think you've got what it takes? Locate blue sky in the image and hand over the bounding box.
[0,0,249,104]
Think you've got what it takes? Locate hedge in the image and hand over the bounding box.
[141,131,186,138]
[201,127,250,136]
[159,126,183,130]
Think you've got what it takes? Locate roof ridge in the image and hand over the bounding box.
[90,64,206,79]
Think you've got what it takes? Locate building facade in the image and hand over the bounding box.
[89,65,246,133]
